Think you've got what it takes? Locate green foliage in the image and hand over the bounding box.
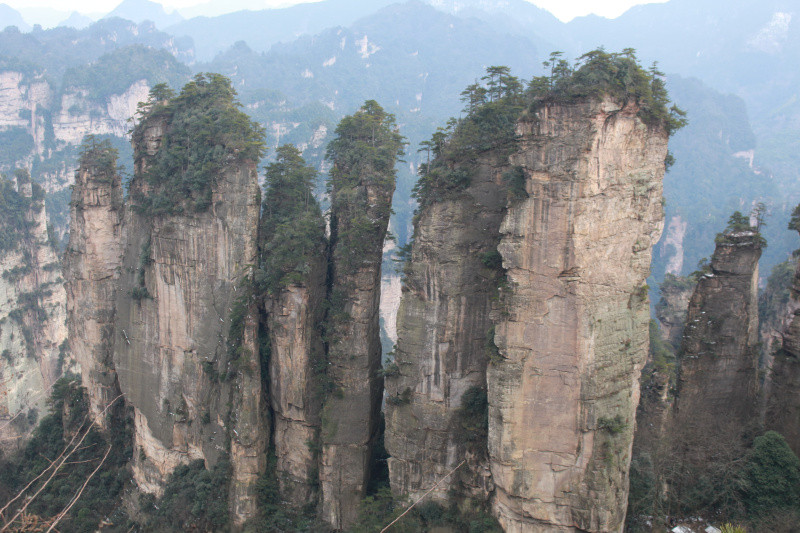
[715,210,767,248]
[257,144,326,295]
[350,488,502,533]
[597,415,628,435]
[455,386,489,453]
[789,204,800,234]
[649,319,676,378]
[0,172,37,252]
[243,450,323,532]
[0,127,34,167]
[742,431,800,518]
[528,49,687,135]
[131,73,266,215]
[414,52,682,212]
[78,134,119,179]
[502,165,527,201]
[326,100,405,274]
[759,259,796,329]
[0,376,132,532]
[62,45,189,104]
[485,325,502,363]
[480,250,503,270]
[140,459,231,531]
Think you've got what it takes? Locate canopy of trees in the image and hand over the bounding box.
[257,144,326,294]
[131,73,266,215]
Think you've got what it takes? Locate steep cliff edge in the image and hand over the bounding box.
[110,76,267,525]
[673,223,762,452]
[489,98,668,532]
[258,144,328,505]
[319,101,404,529]
[385,143,509,503]
[385,55,678,533]
[63,138,125,429]
[765,218,800,454]
[0,170,68,449]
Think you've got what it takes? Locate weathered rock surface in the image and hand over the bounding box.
[265,258,326,503]
[0,176,68,450]
[488,99,668,533]
[320,170,394,530]
[112,120,267,525]
[63,153,125,429]
[385,159,506,503]
[655,274,695,350]
[765,256,800,454]
[674,232,762,449]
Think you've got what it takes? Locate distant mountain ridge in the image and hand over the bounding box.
[104,0,183,29]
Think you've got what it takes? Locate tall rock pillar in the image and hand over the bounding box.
[488,99,668,532]
[673,229,762,463]
[64,142,125,428]
[112,77,268,525]
[319,101,403,529]
[1,170,69,448]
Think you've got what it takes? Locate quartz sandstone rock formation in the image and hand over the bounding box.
[655,274,695,350]
[112,114,266,525]
[0,174,68,449]
[489,99,668,532]
[765,251,800,454]
[384,158,506,502]
[265,255,327,503]
[63,146,125,429]
[320,103,400,529]
[673,231,762,451]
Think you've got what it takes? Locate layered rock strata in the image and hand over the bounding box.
[0,174,68,449]
[384,159,506,502]
[766,256,800,454]
[111,117,267,524]
[320,152,396,530]
[63,149,125,429]
[265,255,327,503]
[655,274,695,350]
[673,231,762,449]
[488,99,668,532]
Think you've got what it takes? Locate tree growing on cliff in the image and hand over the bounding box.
[257,144,326,294]
[130,73,266,215]
[326,100,405,273]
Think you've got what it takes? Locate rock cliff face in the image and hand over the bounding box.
[765,257,800,454]
[384,158,506,502]
[265,257,326,503]
[674,231,762,446]
[320,172,394,529]
[0,71,150,161]
[63,146,125,429]
[111,113,267,524]
[385,96,668,533]
[489,99,667,533]
[655,274,695,350]
[0,174,68,450]
[317,102,402,530]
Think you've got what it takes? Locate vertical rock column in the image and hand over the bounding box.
[320,101,402,529]
[259,144,329,505]
[64,148,124,429]
[384,160,506,502]
[1,172,69,448]
[488,99,668,532]
[673,231,762,445]
[766,254,800,454]
[265,263,326,503]
[113,79,268,525]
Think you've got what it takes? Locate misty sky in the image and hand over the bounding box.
[6,0,669,23]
